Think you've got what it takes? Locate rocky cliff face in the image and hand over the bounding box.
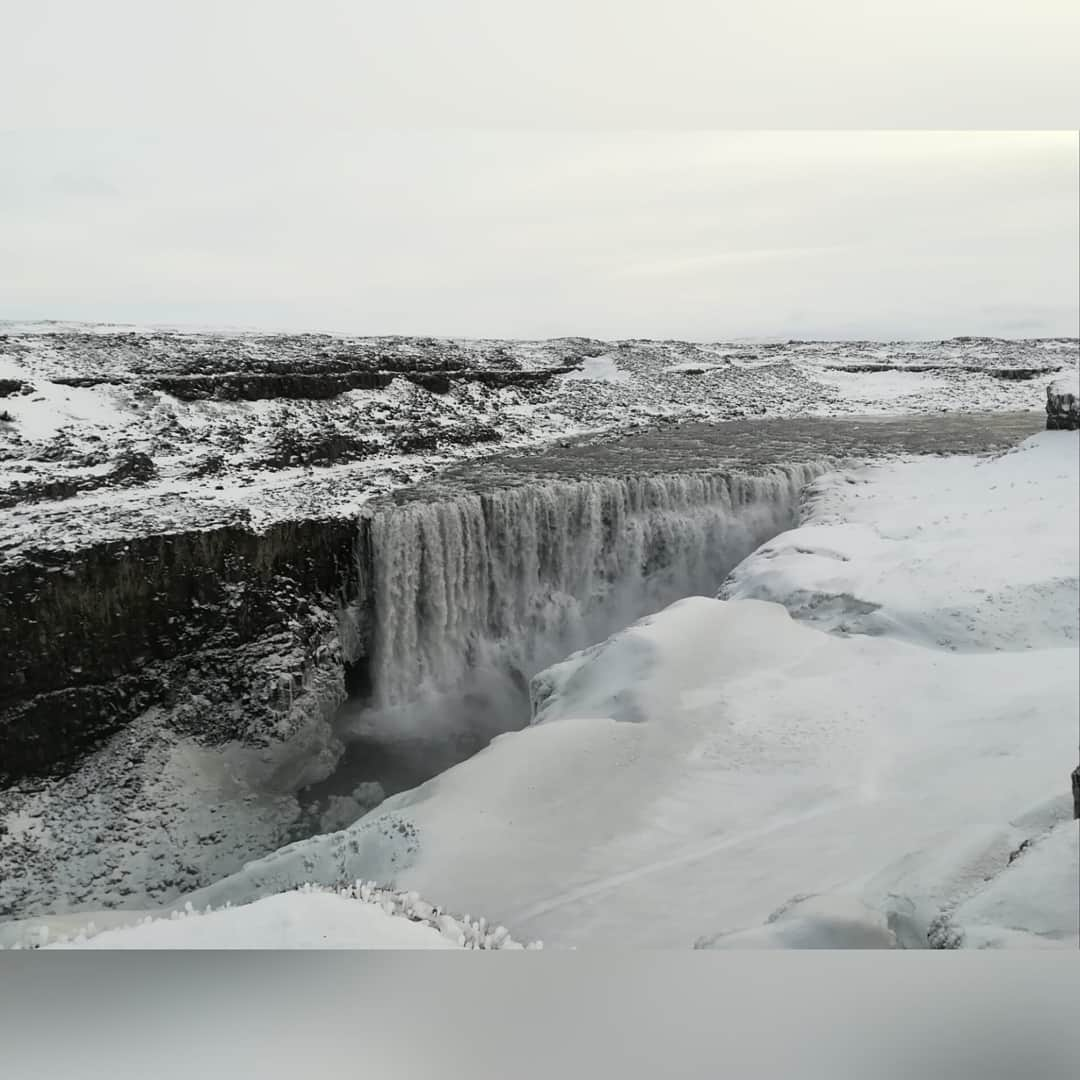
[0,517,368,783]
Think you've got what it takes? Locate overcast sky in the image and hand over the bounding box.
[2,5,1078,341]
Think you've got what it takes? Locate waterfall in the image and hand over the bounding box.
[348,462,827,738]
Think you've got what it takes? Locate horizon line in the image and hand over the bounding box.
[2,317,1078,347]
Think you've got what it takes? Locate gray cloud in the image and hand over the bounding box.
[3,2,1079,129]
[0,128,1076,340]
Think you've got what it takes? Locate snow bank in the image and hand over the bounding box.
[43,890,457,950]
[0,377,133,441]
[701,807,1076,950]
[7,883,541,950]
[721,433,1079,652]
[558,353,631,384]
[808,368,949,405]
[694,895,897,949]
[695,819,1079,950]
[941,819,1079,949]
[169,590,1076,947]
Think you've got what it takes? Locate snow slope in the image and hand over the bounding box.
[44,891,459,950]
[138,431,1076,949]
[942,819,1079,948]
[721,432,1079,651]
[7,882,540,950]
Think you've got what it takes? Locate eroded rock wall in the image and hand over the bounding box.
[0,517,369,782]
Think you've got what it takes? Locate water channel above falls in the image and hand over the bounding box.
[294,411,1045,836]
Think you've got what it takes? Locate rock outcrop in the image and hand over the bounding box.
[144,366,580,402]
[0,516,369,782]
[1046,374,1079,430]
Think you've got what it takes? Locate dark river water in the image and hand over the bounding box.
[383,411,1045,498]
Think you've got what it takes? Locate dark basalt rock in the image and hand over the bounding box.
[0,451,162,509]
[146,364,581,402]
[824,363,1060,379]
[1046,379,1079,431]
[108,450,158,485]
[262,429,380,469]
[51,375,129,388]
[458,423,501,444]
[150,371,395,401]
[392,432,439,455]
[1072,764,1079,820]
[988,368,1049,381]
[462,365,582,388]
[0,476,87,509]
[406,372,452,394]
[0,516,370,782]
[188,453,226,479]
[0,451,160,509]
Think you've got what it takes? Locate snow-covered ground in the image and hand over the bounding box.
[15,428,1072,949]
[806,368,949,404]
[10,882,540,950]
[558,353,632,385]
[2,326,1074,558]
[42,890,461,950]
[720,434,1079,651]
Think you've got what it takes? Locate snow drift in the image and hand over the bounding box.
[721,432,1079,652]
[14,882,541,950]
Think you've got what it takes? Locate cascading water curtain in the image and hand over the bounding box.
[364,463,828,719]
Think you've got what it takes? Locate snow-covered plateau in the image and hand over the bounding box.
[1,324,1077,948]
[1,325,1073,555]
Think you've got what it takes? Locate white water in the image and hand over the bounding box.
[346,464,827,742]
